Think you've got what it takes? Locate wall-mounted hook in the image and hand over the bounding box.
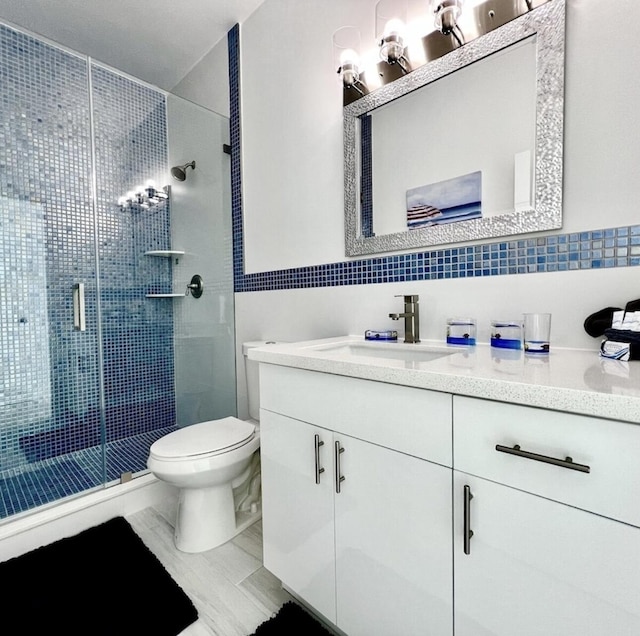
[186,274,204,298]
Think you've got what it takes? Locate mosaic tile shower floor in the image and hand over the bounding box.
[0,426,175,519]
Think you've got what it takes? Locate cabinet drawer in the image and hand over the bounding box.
[260,364,452,467]
[453,396,640,527]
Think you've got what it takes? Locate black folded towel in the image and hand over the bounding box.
[624,298,640,313]
[583,307,622,337]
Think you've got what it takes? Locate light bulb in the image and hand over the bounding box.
[379,18,406,64]
[340,48,359,68]
[339,49,361,87]
[382,18,405,39]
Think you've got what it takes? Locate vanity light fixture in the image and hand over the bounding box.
[333,26,368,96]
[432,0,466,46]
[376,0,411,74]
[118,180,170,212]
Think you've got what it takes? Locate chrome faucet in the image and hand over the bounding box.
[389,294,420,343]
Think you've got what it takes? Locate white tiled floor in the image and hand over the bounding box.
[126,506,293,636]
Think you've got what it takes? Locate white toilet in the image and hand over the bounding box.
[147,341,272,553]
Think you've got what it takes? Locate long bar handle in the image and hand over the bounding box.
[495,444,590,473]
[73,283,86,332]
[335,441,345,494]
[463,485,474,555]
[314,434,325,484]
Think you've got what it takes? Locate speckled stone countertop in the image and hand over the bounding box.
[248,336,640,425]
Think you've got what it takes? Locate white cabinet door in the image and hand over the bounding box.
[336,435,453,636]
[453,472,640,636]
[260,410,336,622]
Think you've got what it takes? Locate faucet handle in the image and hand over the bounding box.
[395,294,419,303]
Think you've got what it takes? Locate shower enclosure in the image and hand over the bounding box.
[0,23,236,521]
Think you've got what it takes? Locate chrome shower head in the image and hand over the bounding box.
[170,160,196,181]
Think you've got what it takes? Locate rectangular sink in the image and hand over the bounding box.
[309,341,455,363]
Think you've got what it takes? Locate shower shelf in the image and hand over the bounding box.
[145,250,187,297]
[144,250,185,257]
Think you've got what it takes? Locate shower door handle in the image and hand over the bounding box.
[73,283,86,332]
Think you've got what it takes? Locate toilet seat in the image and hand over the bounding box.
[149,417,256,461]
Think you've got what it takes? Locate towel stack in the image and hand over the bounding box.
[584,299,640,361]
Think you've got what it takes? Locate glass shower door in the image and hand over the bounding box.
[0,26,104,518]
[167,94,236,428]
[91,64,177,483]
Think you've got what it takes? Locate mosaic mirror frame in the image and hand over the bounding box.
[344,0,565,257]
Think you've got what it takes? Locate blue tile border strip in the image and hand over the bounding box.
[228,29,640,294]
[360,114,374,239]
[228,24,245,289]
[232,227,640,292]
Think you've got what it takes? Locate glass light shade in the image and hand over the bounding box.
[333,27,360,72]
[382,17,405,39]
[375,0,407,39]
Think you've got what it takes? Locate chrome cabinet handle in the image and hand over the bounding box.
[463,485,474,555]
[334,441,345,494]
[495,444,590,473]
[72,283,86,332]
[314,434,325,484]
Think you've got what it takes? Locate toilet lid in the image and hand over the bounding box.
[150,417,256,460]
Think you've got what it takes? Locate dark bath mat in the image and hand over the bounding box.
[251,601,335,635]
[0,516,198,636]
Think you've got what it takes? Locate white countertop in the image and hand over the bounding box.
[248,336,640,424]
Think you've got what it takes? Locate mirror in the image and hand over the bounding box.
[344,0,565,257]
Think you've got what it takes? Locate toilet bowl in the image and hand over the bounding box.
[147,340,276,553]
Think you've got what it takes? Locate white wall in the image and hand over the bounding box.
[179,0,640,419]
[238,0,640,273]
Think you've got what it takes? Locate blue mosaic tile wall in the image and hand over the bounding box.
[227,28,640,294]
[0,23,175,493]
[0,25,98,471]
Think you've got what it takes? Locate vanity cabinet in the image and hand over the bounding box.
[259,364,453,636]
[453,396,640,635]
[252,338,640,635]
